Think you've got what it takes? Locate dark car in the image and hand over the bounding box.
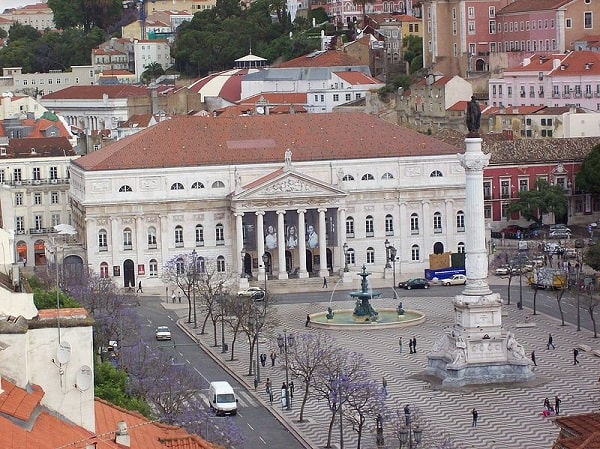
[398,278,430,290]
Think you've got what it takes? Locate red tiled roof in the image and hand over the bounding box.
[482,105,546,115]
[238,93,307,105]
[42,85,150,100]
[188,69,262,103]
[5,137,76,158]
[243,168,284,189]
[498,0,573,14]
[548,51,600,76]
[447,100,468,112]
[72,113,462,172]
[276,50,365,68]
[554,413,600,449]
[414,75,453,86]
[334,71,382,85]
[0,378,44,421]
[100,69,135,76]
[505,53,567,72]
[37,307,89,320]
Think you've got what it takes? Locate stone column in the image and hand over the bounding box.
[159,214,168,267]
[445,199,454,251]
[459,137,492,297]
[277,210,288,279]
[422,200,431,258]
[110,217,119,269]
[318,208,328,277]
[235,212,249,289]
[338,207,346,270]
[135,215,144,265]
[398,202,407,267]
[256,211,265,275]
[298,209,308,278]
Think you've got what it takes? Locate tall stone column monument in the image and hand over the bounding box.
[426,98,534,387]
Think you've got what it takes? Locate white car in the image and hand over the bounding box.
[237,287,264,297]
[442,274,467,286]
[155,326,172,341]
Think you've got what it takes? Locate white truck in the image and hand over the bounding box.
[208,381,238,416]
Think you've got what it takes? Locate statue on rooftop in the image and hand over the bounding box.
[466,96,481,134]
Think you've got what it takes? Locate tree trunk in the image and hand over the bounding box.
[299,380,309,422]
[506,278,512,305]
[532,289,538,314]
[326,408,337,448]
[212,321,218,346]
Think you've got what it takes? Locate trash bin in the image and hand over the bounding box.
[223,343,228,352]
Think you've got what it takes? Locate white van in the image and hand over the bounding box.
[208,381,238,416]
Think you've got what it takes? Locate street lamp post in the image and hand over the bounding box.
[399,423,422,448]
[241,248,246,279]
[220,292,227,353]
[249,305,265,386]
[385,239,398,298]
[262,252,269,294]
[277,331,294,411]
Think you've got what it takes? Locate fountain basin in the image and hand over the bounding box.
[309,308,425,330]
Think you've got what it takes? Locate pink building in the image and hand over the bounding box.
[489,51,600,110]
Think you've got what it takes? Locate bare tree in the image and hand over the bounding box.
[344,378,387,449]
[288,332,338,422]
[194,258,231,336]
[162,252,198,324]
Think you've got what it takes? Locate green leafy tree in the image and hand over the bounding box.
[576,143,600,196]
[32,287,80,309]
[141,61,165,84]
[94,361,152,416]
[504,178,568,225]
[48,0,122,32]
[584,242,600,271]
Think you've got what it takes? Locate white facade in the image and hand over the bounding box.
[2,66,96,96]
[133,40,173,82]
[68,113,468,290]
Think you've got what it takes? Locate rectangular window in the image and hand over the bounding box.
[51,213,60,227]
[13,168,21,182]
[333,94,339,101]
[16,216,24,232]
[468,21,475,34]
[483,181,492,200]
[489,6,495,17]
[484,204,492,219]
[566,18,572,28]
[489,20,495,34]
[15,193,23,206]
[453,21,457,35]
[346,219,354,237]
[50,166,58,180]
[452,7,456,20]
[32,167,40,180]
[410,216,419,234]
[500,179,511,199]
[345,93,351,101]
[519,178,529,191]
[51,192,59,204]
[34,215,43,231]
[468,7,474,18]
[123,230,132,250]
[34,193,41,205]
[585,12,593,29]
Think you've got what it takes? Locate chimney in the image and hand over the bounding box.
[553,59,561,70]
[115,421,130,447]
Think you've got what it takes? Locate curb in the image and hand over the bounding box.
[176,318,317,449]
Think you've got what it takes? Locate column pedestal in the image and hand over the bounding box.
[318,208,328,278]
[298,209,308,278]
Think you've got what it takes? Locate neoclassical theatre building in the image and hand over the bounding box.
[69,112,467,290]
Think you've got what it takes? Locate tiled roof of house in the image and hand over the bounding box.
[497,0,573,14]
[505,53,567,72]
[482,106,546,115]
[100,69,135,76]
[414,75,453,87]
[548,51,600,76]
[553,413,600,449]
[447,100,468,112]
[120,114,156,128]
[334,71,382,85]
[0,378,218,449]
[4,137,76,158]
[276,50,364,68]
[433,128,600,164]
[72,113,461,172]
[238,93,307,105]
[42,85,150,100]
[93,48,126,56]
[535,106,586,114]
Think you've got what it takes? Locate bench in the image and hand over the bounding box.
[592,349,600,358]
[576,343,592,352]
[515,322,537,328]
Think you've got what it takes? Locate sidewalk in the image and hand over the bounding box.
[172,291,600,449]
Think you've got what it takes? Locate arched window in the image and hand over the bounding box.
[149,259,158,277]
[410,213,419,234]
[411,244,420,261]
[100,262,109,278]
[171,182,184,190]
[456,210,465,232]
[195,224,204,246]
[346,247,356,265]
[342,174,355,181]
[430,170,443,177]
[361,173,375,181]
[433,212,442,233]
[123,228,132,250]
[147,227,157,248]
[433,242,445,254]
[382,172,394,180]
[175,225,184,247]
[366,247,375,264]
[176,257,184,275]
[346,216,355,238]
[365,215,374,237]
[212,180,225,188]
[217,255,226,272]
[385,214,394,235]
[458,242,465,253]
[98,229,108,251]
[197,256,205,273]
[215,223,224,245]
[191,181,205,189]
[119,185,132,192]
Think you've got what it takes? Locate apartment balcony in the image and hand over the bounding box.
[595,92,600,97]
[574,92,582,98]
[552,93,561,99]
[8,178,70,187]
[562,93,571,98]
[28,227,55,235]
[585,92,593,98]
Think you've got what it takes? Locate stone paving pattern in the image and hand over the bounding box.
[175,291,600,449]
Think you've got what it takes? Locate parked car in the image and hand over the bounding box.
[500,225,527,239]
[398,278,430,289]
[494,266,511,276]
[549,224,571,233]
[442,274,467,286]
[548,229,571,239]
[155,326,172,341]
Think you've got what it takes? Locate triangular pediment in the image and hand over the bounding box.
[233,170,346,201]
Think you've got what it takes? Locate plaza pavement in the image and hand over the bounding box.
[163,281,600,449]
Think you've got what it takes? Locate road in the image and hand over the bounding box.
[135,298,306,449]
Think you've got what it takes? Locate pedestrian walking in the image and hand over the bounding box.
[137,281,143,293]
[555,395,561,415]
[408,338,413,354]
[531,350,537,367]
[178,291,182,303]
[404,404,410,425]
[260,353,267,367]
[270,351,277,366]
[281,382,288,408]
[398,337,403,354]
[543,397,551,411]
[412,337,417,354]
[573,348,580,365]
[171,291,176,303]
[289,381,295,399]
[472,408,478,427]
[547,333,555,350]
[305,314,311,327]
[322,276,328,288]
